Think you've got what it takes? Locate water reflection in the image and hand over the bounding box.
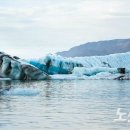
[0,80,12,93]
[0,80,130,130]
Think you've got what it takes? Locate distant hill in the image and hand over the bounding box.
[57,39,130,57]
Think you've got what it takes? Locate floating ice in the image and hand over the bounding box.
[0,52,49,80]
[29,52,130,80]
[3,88,40,96]
[74,52,130,68]
[1,51,130,80]
[29,52,130,72]
[28,54,83,74]
[72,67,118,76]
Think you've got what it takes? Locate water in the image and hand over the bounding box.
[0,80,130,130]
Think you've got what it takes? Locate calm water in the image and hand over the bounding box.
[0,80,130,130]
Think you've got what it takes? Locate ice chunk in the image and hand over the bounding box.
[28,52,130,76]
[72,67,118,76]
[28,54,83,74]
[50,73,126,80]
[74,52,130,68]
[3,87,39,96]
[0,52,49,80]
[28,52,130,80]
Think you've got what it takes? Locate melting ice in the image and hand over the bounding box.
[28,52,130,80]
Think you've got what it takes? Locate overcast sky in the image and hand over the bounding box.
[0,0,130,58]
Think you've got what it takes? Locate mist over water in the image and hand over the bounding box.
[0,80,130,130]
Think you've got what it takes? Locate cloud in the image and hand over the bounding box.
[0,0,130,58]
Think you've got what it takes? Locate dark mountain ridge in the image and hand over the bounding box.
[57,38,130,57]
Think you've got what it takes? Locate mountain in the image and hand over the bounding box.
[57,38,130,57]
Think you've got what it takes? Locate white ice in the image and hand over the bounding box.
[28,52,130,80]
[3,88,40,96]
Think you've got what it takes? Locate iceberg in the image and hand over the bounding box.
[72,67,130,80]
[0,51,130,80]
[0,52,49,80]
[28,52,130,80]
[28,54,83,75]
[74,52,130,68]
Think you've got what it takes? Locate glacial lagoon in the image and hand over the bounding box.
[0,80,130,130]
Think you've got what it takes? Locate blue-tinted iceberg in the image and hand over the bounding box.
[28,52,130,80]
[28,54,83,75]
[1,51,130,80]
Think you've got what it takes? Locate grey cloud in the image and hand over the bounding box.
[108,12,130,17]
[0,0,130,58]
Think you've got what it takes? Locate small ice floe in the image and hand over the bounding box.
[0,78,11,81]
[3,87,40,96]
[50,74,87,80]
[50,72,126,80]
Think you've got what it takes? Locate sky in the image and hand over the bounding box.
[0,0,130,58]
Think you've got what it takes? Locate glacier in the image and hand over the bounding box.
[0,51,130,80]
[28,52,130,80]
[74,52,130,68]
